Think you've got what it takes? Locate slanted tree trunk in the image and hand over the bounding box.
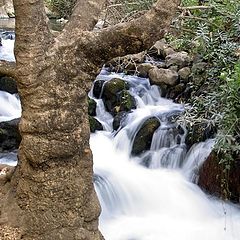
[0,0,180,239]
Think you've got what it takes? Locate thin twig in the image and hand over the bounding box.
[178,15,218,28]
[178,6,214,11]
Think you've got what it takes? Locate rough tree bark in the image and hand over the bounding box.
[0,0,180,239]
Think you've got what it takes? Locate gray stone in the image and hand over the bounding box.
[166,51,191,68]
[178,67,191,81]
[149,67,179,86]
[131,117,160,156]
[148,40,176,58]
[137,63,154,77]
[164,47,176,56]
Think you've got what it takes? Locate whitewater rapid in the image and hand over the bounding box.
[1,35,240,240]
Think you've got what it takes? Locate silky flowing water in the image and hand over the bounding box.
[1,36,240,240]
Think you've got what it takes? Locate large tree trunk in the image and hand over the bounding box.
[0,0,180,239]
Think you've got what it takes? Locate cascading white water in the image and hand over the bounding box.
[0,90,21,122]
[1,36,240,240]
[0,31,15,62]
[90,71,240,240]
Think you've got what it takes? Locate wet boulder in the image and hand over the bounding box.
[0,118,21,152]
[102,78,132,115]
[0,76,18,94]
[166,51,191,69]
[131,117,161,156]
[102,78,129,98]
[198,152,240,203]
[113,111,128,131]
[93,80,105,99]
[89,116,103,133]
[136,63,154,78]
[88,97,97,116]
[149,67,179,86]
[185,122,217,150]
[117,90,136,114]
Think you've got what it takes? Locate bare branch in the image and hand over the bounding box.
[0,61,16,78]
[83,0,180,64]
[178,6,214,10]
[180,15,218,27]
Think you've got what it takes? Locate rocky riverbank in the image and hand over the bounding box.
[0,38,239,205]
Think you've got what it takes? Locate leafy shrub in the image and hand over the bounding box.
[170,0,240,195]
[45,0,77,18]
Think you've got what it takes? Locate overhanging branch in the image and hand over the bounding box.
[63,0,107,35]
[83,0,180,64]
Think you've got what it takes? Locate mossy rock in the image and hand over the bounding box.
[131,117,160,156]
[117,90,136,114]
[102,78,129,99]
[88,97,97,116]
[89,116,103,133]
[102,78,131,115]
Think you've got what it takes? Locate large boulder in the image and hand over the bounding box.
[131,117,160,156]
[0,118,21,152]
[178,67,191,81]
[198,152,240,203]
[117,90,136,114]
[102,78,129,99]
[137,63,154,78]
[166,51,191,69]
[149,67,179,86]
[102,78,135,115]
[92,80,105,99]
[185,122,217,150]
[0,76,18,94]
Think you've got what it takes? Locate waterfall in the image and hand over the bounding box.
[90,71,240,240]
[0,90,21,122]
[1,38,240,240]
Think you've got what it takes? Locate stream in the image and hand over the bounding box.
[1,30,240,240]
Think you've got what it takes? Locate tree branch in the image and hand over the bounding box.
[0,61,16,78]
[13,0,53,63]
[83,0,180,64]
[63,0,107,35]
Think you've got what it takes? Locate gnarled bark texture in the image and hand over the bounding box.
[0,0,180,239]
